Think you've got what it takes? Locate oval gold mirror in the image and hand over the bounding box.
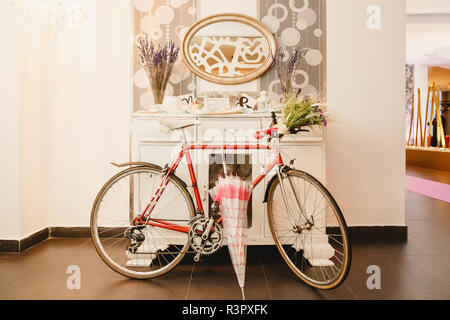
[182,14,277,85]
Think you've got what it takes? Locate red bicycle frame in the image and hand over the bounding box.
[133,141,283,233]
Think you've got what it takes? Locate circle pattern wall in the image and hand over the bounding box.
[259,0,324,102]
[133,0,324,111]
[133,0,196,111]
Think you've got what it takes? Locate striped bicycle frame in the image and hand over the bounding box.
[133,143,284,233]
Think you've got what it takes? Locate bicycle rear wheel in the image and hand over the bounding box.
[91,166,195,279]
[267,169,351,289]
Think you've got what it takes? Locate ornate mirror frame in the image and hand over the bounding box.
[182,13,278,85]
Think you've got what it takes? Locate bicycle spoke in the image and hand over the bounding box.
[92,167,193,279]
[268,170,350,289]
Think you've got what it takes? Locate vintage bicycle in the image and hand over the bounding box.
[90,113,351,290]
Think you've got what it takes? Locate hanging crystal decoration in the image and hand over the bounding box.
[10,0,88,38]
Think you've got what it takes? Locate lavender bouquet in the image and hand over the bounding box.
[278,91,327,135]
[138,38,180,105]
[272,47,309,99]
[271,47,327,135]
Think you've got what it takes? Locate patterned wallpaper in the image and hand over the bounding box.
[259,0,324,102]
[132,0,324,111]
[133,0,197,111]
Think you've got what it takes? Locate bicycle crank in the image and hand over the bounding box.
[188,216,223,262]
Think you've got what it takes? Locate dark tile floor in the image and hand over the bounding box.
[1,184,449,300]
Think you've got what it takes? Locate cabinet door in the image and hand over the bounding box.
[196,148,266,242]
[279,145,324,181]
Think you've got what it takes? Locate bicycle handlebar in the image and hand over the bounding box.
[254,127,311,140]
[254,128,278,140]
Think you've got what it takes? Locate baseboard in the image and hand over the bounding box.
[0,240,19,253]
[0,228,49,253]
[0,225,408,253]
[348,226,408,241]
[49,227,91,238]
[21,228,50,252]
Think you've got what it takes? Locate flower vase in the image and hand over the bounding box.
[147,89,165,112]
[152,89,166,106]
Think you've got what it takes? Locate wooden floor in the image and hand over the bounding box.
[1,189,449,300]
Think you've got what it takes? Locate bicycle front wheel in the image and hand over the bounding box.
[91,166,195,279]
[267,169,351,290]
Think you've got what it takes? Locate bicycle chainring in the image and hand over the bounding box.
[188,217,223,256]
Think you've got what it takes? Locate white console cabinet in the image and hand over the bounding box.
[131,113,325,245]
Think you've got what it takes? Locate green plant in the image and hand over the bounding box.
[280,93,326,134]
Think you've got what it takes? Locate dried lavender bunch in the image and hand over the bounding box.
[272,47,309,99]
[138,38,180,105]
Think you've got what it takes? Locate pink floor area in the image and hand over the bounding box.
[406,175,450,203]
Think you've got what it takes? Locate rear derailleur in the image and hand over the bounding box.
[124,226,146,253]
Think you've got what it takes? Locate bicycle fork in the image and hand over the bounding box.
[276,165,313,233]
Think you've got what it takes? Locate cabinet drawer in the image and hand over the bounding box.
[134,119,196,142]
[199,119,261,142]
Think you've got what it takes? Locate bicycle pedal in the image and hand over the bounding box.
[194,253,201,263]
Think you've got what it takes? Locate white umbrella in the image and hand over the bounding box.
[210,175,252,300]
